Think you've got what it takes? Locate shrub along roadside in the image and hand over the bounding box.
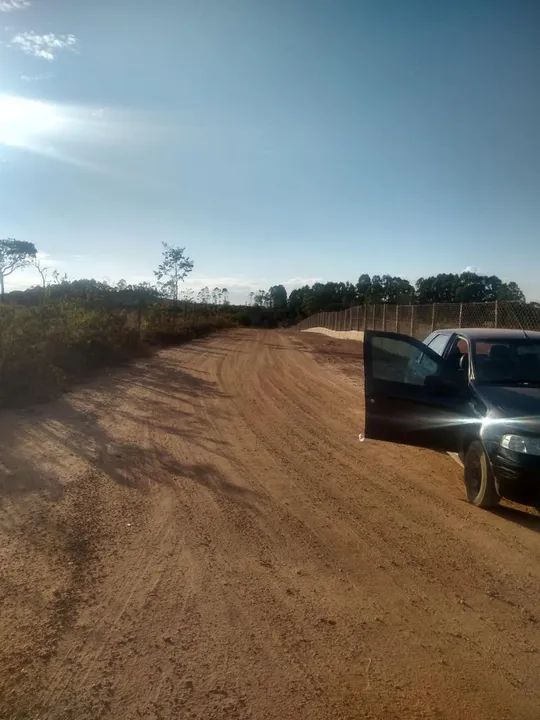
[0,302,235,407]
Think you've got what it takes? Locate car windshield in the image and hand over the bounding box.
[472,339,540,384]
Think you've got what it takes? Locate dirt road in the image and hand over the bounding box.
[1,329,539,720]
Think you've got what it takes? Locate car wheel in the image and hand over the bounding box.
[464,440,500,508]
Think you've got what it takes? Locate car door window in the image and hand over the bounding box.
[426,334,448,356]
[446,337,469,370]
[364,333,469,452]
[369,334,441,386]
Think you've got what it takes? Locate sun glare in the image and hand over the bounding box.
[0,94,65,150]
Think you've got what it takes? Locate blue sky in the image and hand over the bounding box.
[1,0,539,301]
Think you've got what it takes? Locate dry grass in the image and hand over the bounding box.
[0,302,234,406]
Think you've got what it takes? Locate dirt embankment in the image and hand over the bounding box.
[1,329,539,720]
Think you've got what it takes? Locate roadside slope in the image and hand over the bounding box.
[1,329,538,720]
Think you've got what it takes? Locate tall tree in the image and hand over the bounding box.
[288,286,312,317]
[370,275,384,303]
[268,284,288,309]
[31,257,51,290]
[197,286,210,306]
[211,286,221,305]
[254,289,270,307]
[0,238,37,300]
[416,272,525,304]
[356,274,372,304]
[154,243,194,301]
[340,281,357,308]
[379,275,415,304]
[31,257,52,304]
[52,269,69,285]
[416,274,460,303]
[180,288,195,302]
[497,281,526,303]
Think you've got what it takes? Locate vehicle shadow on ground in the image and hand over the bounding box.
[492,505,540,533]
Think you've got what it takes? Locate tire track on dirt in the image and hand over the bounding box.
[1,329,539,720]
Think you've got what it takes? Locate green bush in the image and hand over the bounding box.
[0,301,234,406]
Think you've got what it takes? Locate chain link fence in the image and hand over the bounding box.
[296,302,540,340]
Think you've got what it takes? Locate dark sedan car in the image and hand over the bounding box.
[363,328,540,509]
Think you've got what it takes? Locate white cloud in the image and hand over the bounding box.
[462,265,479,273]
[179,275,325,304]
[181,275,323,294]
[184,276,262,292]
[282,276,322,289]
[20,72,53,82]
[10,32,78,61]
[0,0,31,12]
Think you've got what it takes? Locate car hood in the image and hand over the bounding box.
[474,383,540,432]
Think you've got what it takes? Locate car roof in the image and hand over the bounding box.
[434,328,540,341]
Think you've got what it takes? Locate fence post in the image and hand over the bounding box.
[431,303,436,332]
[363,304,367,330]
[382,303,387,331]
[372,304,376,331]
[395,305,399,332]
[494,300,499,328]
[458,303,463,328]
[410,305,415,336]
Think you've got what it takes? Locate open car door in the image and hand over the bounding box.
[363,331,472,451]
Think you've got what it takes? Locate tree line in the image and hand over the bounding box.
[252,272,528,323]
[0,238,201,302]
[0,237,530,325]
[0,237,238,310]
[0,239,238,405]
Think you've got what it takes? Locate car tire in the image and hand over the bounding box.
[464,440,500,508]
